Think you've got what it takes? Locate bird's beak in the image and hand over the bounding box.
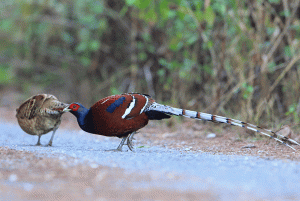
[63,105,72,112]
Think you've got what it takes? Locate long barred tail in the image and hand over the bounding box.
[146,102,299,151]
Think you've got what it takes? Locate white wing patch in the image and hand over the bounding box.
[121,95,136,119]
[101,99,110,104]
[139,95,149,114]
[101,95,115,104]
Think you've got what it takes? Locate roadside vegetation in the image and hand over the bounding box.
[1,0,300,130]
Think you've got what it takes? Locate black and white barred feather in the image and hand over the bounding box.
[145,102,299,151]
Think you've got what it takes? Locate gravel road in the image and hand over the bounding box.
[1,121,300,200]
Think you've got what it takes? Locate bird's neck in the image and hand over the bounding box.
[71,107,95,133]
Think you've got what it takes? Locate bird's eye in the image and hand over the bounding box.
[73,105,77,109]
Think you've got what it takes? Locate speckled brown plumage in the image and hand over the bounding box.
[16,94,69,146]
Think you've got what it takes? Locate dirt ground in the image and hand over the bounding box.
[0,147,218,201]
[139,121,300,161]
[1,106,300,200]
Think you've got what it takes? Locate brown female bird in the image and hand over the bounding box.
[16,94,69,146]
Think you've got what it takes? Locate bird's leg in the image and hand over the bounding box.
[106,137,127,152]
[126,131,136,151]
[36,135,42,146]
[47,128,58,146]
[116,137,127,151]
[106,132,136,152]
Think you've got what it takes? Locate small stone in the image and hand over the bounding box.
[23,183,34,191]
[85,187,93,196]
[9,174,18,182]
[96,171,107,182]
[206,133,216,138]
[45,171,56,181]
[90,163,98,168]
[241,144,256,149]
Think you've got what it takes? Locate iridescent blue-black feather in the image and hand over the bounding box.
[106,97,126,113]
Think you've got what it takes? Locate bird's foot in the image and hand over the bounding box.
[105,148,123,152]
[46,141,53,147]
[126,140,135,151]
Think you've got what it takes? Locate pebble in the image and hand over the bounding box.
[206,133,216,138]
[85,187,93,196]
[242,144,256,149]
[90,163,99,168]
[23,183,34,191]
[9,174,18,182]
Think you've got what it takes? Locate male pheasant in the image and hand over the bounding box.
[16,94,69,146]
[64,93,299,151]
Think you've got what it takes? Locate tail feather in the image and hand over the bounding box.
[146,102,299,150]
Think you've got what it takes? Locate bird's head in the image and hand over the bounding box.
[63,103,86,114]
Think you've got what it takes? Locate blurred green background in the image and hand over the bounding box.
[1,0,300,126]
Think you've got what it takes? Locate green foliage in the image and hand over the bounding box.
[268,0,280,3]
[2,0,300,124]
[110,87,121,95]
[0,65,13,84]
[204,6,215,26]
[241,83,254,99]
[285,104,300,123]
[268,62,277,72]
[284,46,293,57]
